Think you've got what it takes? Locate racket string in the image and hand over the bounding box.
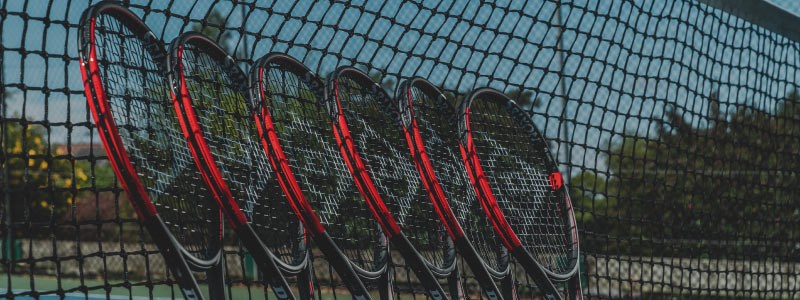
[261,65,384,272]
[93,15,218,259]
[179,46,301,264]
[468,98,575,275]
[409,87,508,272]
[334,76,451,269]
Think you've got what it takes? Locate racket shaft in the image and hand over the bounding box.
[453,238,503,300]
[568,274,583,300]
[511,247,561,300]
[142,216,205,300]
[237,226,297,300]
[206,252,227,300]
[389,234,449,299]
[314,231,373,300]
[447,265,465,300]
[299,252,315,299]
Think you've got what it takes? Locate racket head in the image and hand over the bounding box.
[398,78,509,276]
[251,54,388,278]
[166,33,308,270]
[327,68,456,275]
[458,88,580,279]
[78,2,223,267]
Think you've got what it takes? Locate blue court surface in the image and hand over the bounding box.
[0,290,169,300]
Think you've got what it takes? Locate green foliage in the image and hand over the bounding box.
[2,122,88,224]
[191,9,245,58]
[572,90,800,258]
[368,70,396,95]
[506,88,540,109]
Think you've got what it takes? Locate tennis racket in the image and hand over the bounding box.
[166,33,313,300]
[250,54,390,299]
[326,68,462,300]
[78,3,225,300]
[398,78,517,300]
[457,88,582,300]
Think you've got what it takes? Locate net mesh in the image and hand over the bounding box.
[464,94,575,275]
[332,71,451,270]
[2,0,799,299]
[175,41,302,266]
[257,61,386,274]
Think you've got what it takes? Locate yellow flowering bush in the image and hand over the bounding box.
[2,122,99,222]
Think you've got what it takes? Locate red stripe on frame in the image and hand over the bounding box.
[82,17,157,219]
[459,107,522,249]
[330,80,402,237]
[404,88,466,239]
[253,67,326,235]
[172,46,249,227]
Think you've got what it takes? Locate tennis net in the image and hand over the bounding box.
[1,0,798,298]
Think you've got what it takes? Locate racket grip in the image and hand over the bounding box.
[314,231,373,300]
[389,234,449,300]
[568,272,583,300]
[142,216,205,300]
[446,263,465,300]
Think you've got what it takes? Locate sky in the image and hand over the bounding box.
[769,0,800,15]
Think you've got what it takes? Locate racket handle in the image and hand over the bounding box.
[206,253,228,300]
[378,262,394,300]
[568,271,583,300]
[447,260,466,300]
[314,231,373,300]
[501,269,517,300]
[206,209,227,300]
[389,234,449,300]
[511,247,562,300]
[453,238,504,300]
[143,216,205,300]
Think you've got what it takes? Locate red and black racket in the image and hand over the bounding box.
[78,3,225,299]
[167,33,313,300]
[398,78,517,300]
[250,54,390,299]
[457,88,582,300]
[326,68,462,300]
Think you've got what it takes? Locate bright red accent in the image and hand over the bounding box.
[172,46,249,227]
[549,172,563,190]
[330,80,402,237]
[81,18,156,219]
[403,88,466,239]
[566,194,579,248]
[252,67,326,235]
[459,107,522,249]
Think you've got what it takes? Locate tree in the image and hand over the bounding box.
[506,88,540,110]
[571,90,800,258]
[368,70,396,95]
[191,9,247,59]
[2,122,91,225]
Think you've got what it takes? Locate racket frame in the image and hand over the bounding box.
[167,33,309,300]
[249,53,381,300]
[457,87,582,300]
[398,78,519,300]
[327,67,458,300]
[78,3,224,299]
